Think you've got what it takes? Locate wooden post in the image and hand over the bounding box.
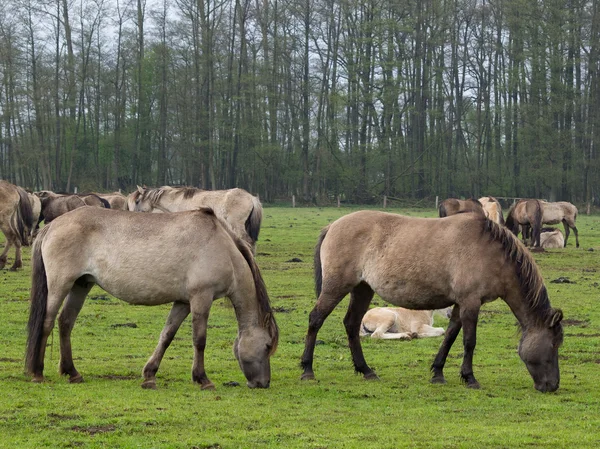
[435,195,439,210]
[292,195,296,208]
[74,187,78,194]
[337,195,341,208]
[587,202,591,215]
[383,195,387,208]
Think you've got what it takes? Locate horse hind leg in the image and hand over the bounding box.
[416,324,446,338]
[344,282,376,379]
[0,233,12,269]
[142,301,190,389]
[431,305,462,385]
[9,240,22,271]
[301,287,351,381]
[58,280,93,383]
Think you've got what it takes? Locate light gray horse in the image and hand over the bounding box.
[0,180,34,270]
[26,207,278,389]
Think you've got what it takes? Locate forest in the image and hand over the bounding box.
[0,0,599,204]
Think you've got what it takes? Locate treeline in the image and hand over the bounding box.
[0,0,599,204]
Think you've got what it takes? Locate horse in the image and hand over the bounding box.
[0,180,34,270]
[478,196,505,225]
[25,207,278,389]
[27,192,42,240]
[438,198,484,217]
[36,191,109,224]
[540,228,565,249]
[301,211,563,392]
[540,201,579,248]
[505,199,543,247]
[95,192,128,210]
[128,186,263,251]
[360,307,452,340]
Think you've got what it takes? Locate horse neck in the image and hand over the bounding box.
[503,281,549,332]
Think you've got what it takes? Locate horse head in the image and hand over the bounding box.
[233,323,275,388]
[518,308,563,392]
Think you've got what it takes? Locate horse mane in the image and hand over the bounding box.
[481,217,556,328]
[142,187,167,205]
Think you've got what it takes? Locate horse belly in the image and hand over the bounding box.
[372,282,452,310]
[95,275,187,305]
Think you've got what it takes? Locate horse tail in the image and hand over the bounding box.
[25,225,50,375]
[98,196,111,209]
[233,235,279,355]
[438,202,447,218]
[531,200,543,247]
[245,195,263,244]
[13,187,34,246]
[314,226,329,298]
[505,205,517,234]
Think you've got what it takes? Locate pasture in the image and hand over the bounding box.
[1,206,599,448]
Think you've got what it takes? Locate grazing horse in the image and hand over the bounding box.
[360,307,452,340]
[0,180,34,270]
[26,207,278,389]
[540,228,565,249]
[37,191,109,224]
[505,199,543,247]
[301,211,563,392]
[438,198,484,217]
[478,196,505,225]
[128,186,263,251]
[540,201,579,248]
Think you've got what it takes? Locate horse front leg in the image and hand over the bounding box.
[9,241,22,271]
[58,282,93,383]
[458,303,481,388]
[190,296,214,390]
[0,236,12,269]
[301,290,349,381]
[431,305,462,384]
[344,283,376,379]
[142,301,190,389]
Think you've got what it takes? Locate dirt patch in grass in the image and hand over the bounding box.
[0,357,20,363]
[48,413,79,421]
[562,319,589,327]
[96,374,138,380]
[567,333,600,338]
[71,424,116,435]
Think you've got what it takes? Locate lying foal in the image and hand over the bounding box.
[360,306,452,340]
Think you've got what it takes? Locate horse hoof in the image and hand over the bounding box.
[430,376,447,385]
[200,382,216,391]
[32,376,45,383]
[69,374,84,384]
[301,372,315,381]
[364,372,380,381]
[141,380,157,390]
[467,382,481,389]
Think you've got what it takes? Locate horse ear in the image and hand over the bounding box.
[136,185,144,194]
[549,308,563,328]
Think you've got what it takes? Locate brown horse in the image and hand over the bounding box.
[95,192,128,210]
[478,196,505,225]
[438,198,484,217]
[505,199,543,247]
[301,211,563,392]
[360,307,451,340]
[26,207,278,389]
[128,186,263,250]
[37,191,109,224]
[0,180,34,270]
[540,201,579,248]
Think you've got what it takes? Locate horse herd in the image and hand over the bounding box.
[0,180,571,393]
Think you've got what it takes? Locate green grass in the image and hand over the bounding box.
[1,207,599,448]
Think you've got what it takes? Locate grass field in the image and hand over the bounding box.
[1,206,599,448]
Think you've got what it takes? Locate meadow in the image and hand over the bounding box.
[0,206,599,449]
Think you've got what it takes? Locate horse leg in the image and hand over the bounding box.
[58,281,93,383]
[189,295,215,390]
[562,220,570,247]
[0,236,11,269]
[301,288,350,381]
[344,282,376,379]
[142,301,190,389]
[9,240,22,271]
[431,305,462,384]
[458,303,481,388]
[416,324,446,338]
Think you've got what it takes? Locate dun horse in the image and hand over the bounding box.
[478,196,505,225]
[438,198,484,217]
[505,199,543,247]
[95,192,128,210]
[26,207,278,389]
[360,307,451,340]
[540,228,565,249]
[540,201,579,248]
[0,180,34,270]
[301,211,563,392]
[128,186,263,250]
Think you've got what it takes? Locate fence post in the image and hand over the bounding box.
[383,195,387,208]
[74,187,78,194]
[337,195,340,208]
[435,195,439,210]
[292,195,296,208]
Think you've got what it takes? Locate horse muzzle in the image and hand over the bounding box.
[247,379,270,389]
[534,381,559,393]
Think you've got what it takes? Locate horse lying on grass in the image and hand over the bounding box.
[540,228,565,249]
[301,210,563,392]
[360,307,452,340]
[26,207,278,389]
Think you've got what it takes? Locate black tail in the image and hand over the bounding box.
[438,203,448,218]
[25,227,49,375]
[314,227,329,298]
[531,200,543,247]
[244,196,263,244]
[99,197,111,208]
[16,187,34,246]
